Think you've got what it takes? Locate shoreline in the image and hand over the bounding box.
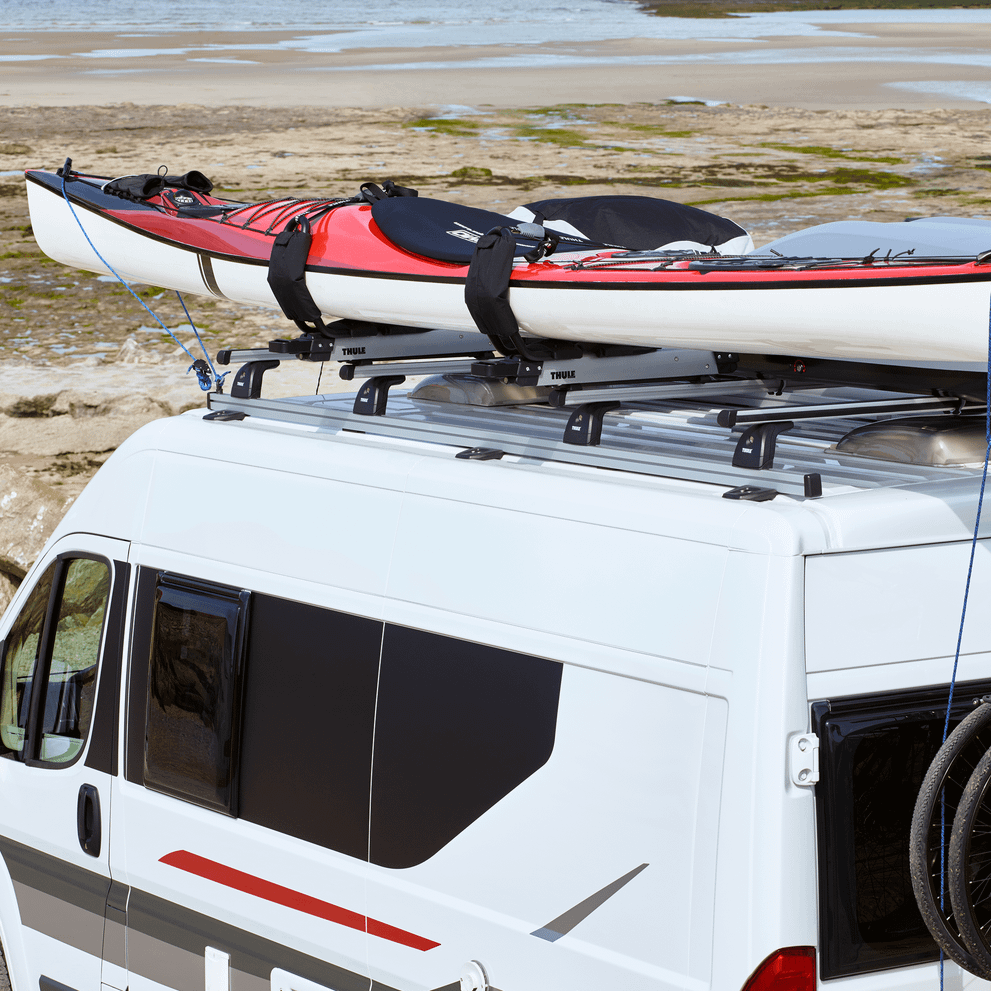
[2,22,991,110]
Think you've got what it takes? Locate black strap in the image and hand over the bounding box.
[464,227,580,361]
[267,215,328,334]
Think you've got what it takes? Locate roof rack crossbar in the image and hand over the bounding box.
[205,390,961,496]
[717,395,985,428]
[552,380,770,407]
[346,359,478,380]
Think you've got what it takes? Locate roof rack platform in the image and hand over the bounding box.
[208,327,989,503]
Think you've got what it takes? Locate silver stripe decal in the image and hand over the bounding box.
[128,925,203,990]
[0,834,109,916]
[13,880,104,957]
[531,863,649,942]
[199,253,228,299]
[103,917,126,970]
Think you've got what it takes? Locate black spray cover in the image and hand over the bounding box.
[523,195,747,251]
[372,197,567,264]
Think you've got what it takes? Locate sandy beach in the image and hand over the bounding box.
[3,21,991,109]
[2,10,991,603]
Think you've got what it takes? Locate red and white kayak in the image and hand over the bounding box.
[25,166,991,365]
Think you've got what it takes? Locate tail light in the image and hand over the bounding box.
[741,947,816,991]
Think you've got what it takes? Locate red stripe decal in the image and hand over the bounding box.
[159,850,439,951]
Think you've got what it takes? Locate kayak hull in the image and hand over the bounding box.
[26,170,991,365]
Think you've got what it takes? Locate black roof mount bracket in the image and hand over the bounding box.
[564,402,622,447]
[732,421,795,470]
[230,359,280,400]
[353,375,406,416]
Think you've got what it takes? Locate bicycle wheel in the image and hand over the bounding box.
[0,937,11,991]
[950,744,991,974]
[910,700,991,978]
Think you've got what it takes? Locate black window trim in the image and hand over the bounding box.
[140,570,251,816]
[813,677,991,981]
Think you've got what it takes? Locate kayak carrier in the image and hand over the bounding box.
[211,323,989,502]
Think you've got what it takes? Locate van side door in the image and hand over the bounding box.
[0,536,129,991]
[115,566,385,991]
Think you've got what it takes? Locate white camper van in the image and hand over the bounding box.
[1,336,990,991]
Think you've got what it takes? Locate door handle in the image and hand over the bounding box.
[77,784,101,857]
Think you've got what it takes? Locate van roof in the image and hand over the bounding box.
[59,375,990,558]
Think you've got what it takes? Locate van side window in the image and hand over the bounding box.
[369,625,563,868]
[238,593,381,859]
[143,574,249,814]
[134,579,563,864]
[814,682,991,979]
[238,599,563,867]
[0,557,111,765]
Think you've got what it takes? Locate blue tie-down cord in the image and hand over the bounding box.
[59,159,227,392]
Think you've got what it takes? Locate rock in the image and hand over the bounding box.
[0,571,17,619]
[0,464,75,580]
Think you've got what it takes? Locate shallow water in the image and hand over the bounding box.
[3,0,990,44]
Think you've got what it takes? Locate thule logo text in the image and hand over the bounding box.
[342,347,367,356]
[550,370,577,380]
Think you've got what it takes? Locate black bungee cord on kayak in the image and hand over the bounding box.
[58,158,227,392]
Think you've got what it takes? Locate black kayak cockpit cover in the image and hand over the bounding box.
[370,197,598,264]
[519,195,748,252]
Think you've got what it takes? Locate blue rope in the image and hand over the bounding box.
[938,292,991,991]
[59,169,226,392]
[173,288,225,388]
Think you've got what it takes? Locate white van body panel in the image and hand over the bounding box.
[5,385,991,991]
[806,540,991,698]
[0,534,129,991]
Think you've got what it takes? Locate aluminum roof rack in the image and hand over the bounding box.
[211,325,988,499]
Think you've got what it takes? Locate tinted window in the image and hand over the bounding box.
[815,682,991,979]
[370,625,563,868]
[134,578,563,866]
[238,594,381,859]
[144,574,249,814]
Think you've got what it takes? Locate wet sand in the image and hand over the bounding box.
[2,22,991,109]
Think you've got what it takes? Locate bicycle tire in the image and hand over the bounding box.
[950,744,991,973]
[909,700,991,978]
[0,937,10,991]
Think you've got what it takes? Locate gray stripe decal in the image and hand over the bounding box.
[128,923,203,991]
[199,253,228,298]
[103,917,126,970]
[40,977,79,991]
[234,967,270,991]
[1,834,402,991]
[104,879,129,969]
[13,880,104,958]
[531,863,649,942]
[0,834,109,919]
[130,888,402,991]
